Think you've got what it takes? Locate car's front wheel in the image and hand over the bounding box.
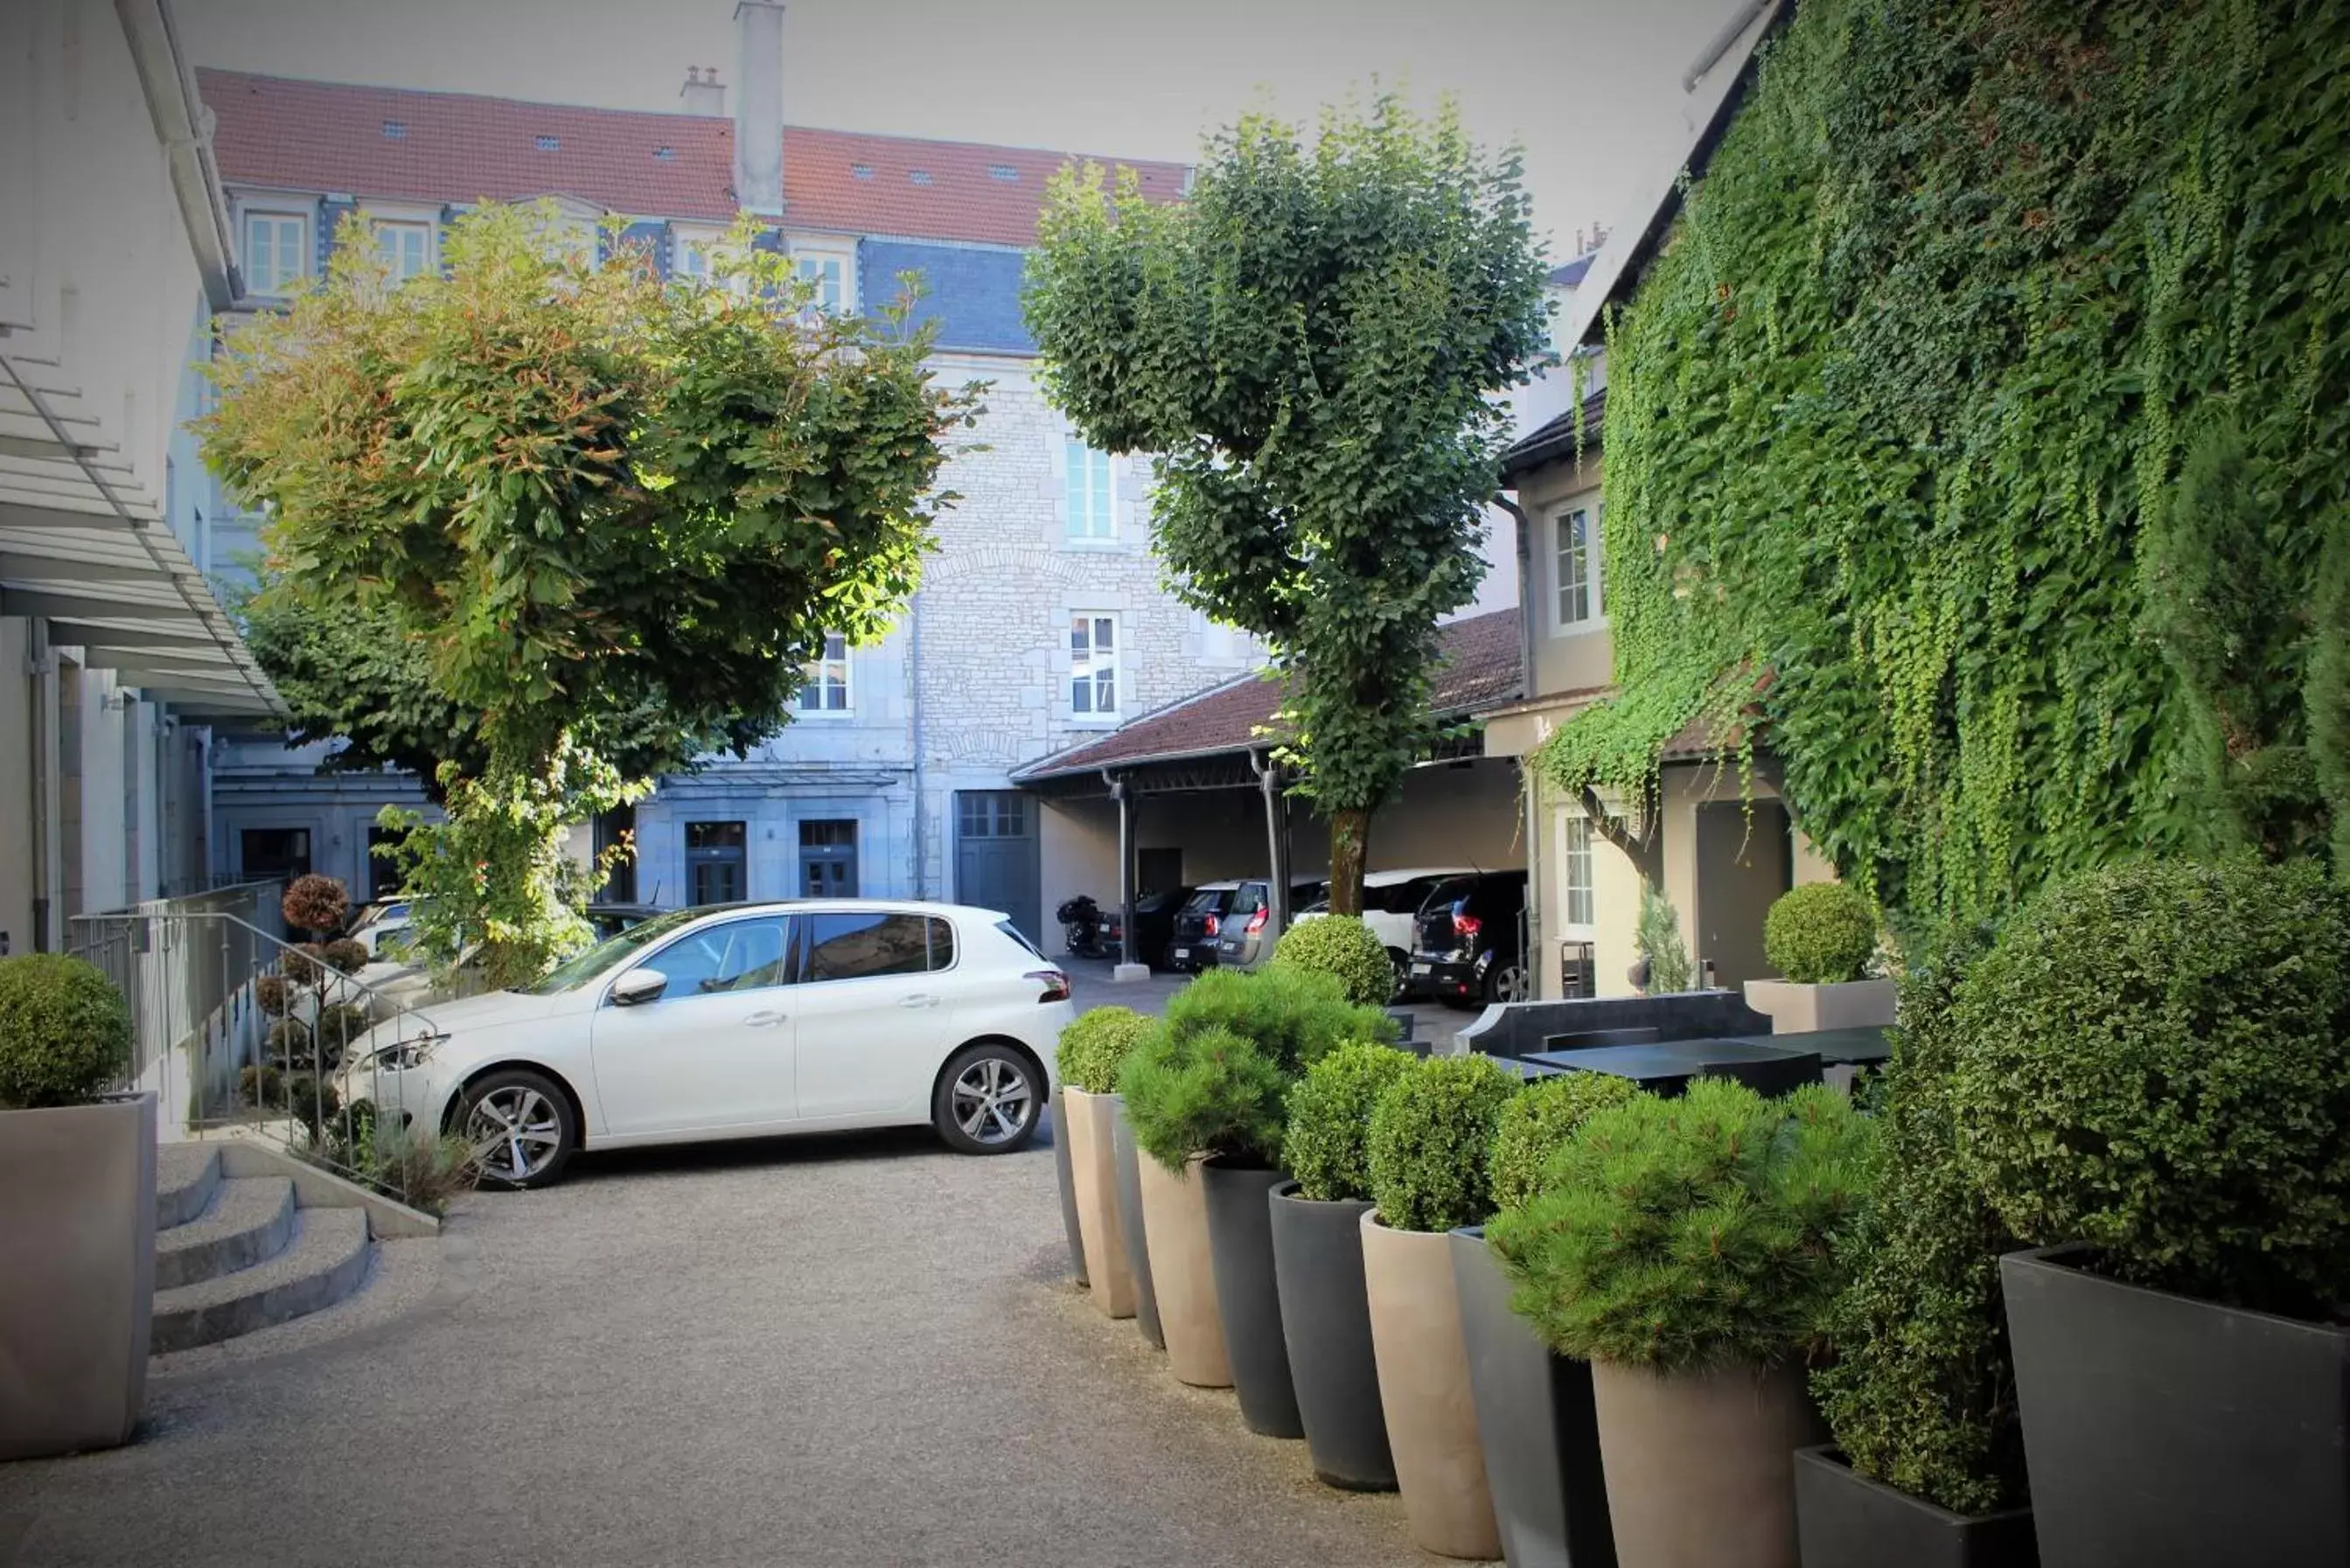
[456,1068,576,1189]
[933,1043,1042,1154]
[1483,959,1531,1007]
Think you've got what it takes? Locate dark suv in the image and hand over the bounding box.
[1406,871,1531,1007]
[1166,882,1242,972]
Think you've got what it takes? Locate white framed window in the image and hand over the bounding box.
[242,211,310,297]
[795,632,852,715]
[373,220,432,282]
[793,254,847,312]
[1561,812,1595,929]
[1070,613,1120,720]
[1554,503,1601,630]
[1064,440,1114,541]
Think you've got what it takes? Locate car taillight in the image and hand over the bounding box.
[1454,913,1482,944]
[1027,969,1071,1003]
[1205,914,1221,937]
[1245,907,1267,934]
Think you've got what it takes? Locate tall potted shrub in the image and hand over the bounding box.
[1949,860,2350,1568]
[1123,967,1390,1425]
[1363,1051,1519,1558]
[1274,1041,1416,1489]
[1454,1070,1638,1568]
[1799,927,2036,1568]
[1273,915,1396,1007]
[0,954,151,1460]
[1746,883,1893,1034]
[1489,1080,1874,1568]
[1056,1006,1155,1320]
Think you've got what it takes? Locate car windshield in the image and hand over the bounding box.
[513,906,704,994]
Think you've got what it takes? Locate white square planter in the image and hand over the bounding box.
[1744,978,1897,1034]
[0,1094,157,1460]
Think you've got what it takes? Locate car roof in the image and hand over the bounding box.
[1190,880,1243,891]
[654,899,1014,923]
[1361,867,1479,885]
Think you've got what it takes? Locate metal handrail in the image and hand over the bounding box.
[67,897,462,1209]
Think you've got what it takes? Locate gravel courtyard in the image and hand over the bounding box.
[0,1120,1429,1568]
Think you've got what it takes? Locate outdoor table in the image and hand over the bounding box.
[1722,1026,1890,1068]
[1523,1037,1824,1098]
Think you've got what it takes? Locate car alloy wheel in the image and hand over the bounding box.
[1487,963,1531,1005]
[464,1077,569,1187]
[935,1044,1041,1154]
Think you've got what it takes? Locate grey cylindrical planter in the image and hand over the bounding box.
[1793,1446,2039,1568]
[1452,1226,1616,1568]
[1112,1103,1163,1348]
[1269,1181,1397,1490]
[2003,1243,2349,1568]
[0,1094,157,1460]
[1202,1156,1304,1439]
[1049,1087,1086,1287]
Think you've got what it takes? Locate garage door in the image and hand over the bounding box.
[955,791,1040,946]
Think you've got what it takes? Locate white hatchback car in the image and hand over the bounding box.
[340,900,1072,1188]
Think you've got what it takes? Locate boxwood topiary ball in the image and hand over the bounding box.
[1056,1006,1157,1095]
[1366,1052,1519,1233]
[1763,882,1879,985]
[1949,858,2350,1316]
[1272,916,1395,1007]
[0,954,132,1109]
[1283,1041,1415,1202]
[1488,1070,1640,1214]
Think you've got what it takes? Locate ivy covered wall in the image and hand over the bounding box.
[1535,0,2350,920]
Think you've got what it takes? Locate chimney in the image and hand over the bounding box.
[679,65,725,116]
[732,1,785,216]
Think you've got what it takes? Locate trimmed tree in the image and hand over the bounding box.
[1025,95,1550,913]
[201,206,979,983]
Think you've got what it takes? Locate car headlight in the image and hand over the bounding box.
[362,1032,446,1072]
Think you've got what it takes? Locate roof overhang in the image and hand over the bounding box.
[0,361,282,720]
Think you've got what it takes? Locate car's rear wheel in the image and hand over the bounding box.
[1483,960,1531,1007]
[1385,948,1412,1003]
[933,1043,1041,1154]
[456,1068,575,1189]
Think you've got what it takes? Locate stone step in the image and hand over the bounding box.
[154,1175,297,1291]
[151,1207,372,1354]
[156,1143,222,1230]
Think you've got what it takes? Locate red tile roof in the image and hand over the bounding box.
[1016,609,1524,781]
[197,69,1190,247]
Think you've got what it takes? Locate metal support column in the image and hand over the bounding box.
[1259,755,1291,944]
[1110,771,1138,969]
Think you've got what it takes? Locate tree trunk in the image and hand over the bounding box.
[1328,809,1371,916]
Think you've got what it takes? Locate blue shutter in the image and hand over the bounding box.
[317,199,356,275]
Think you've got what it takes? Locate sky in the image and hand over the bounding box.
[177,0,1749,270]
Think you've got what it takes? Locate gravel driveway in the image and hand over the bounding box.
[0,1125,1428,1568]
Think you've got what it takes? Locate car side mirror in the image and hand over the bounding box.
[610,968,669,1007]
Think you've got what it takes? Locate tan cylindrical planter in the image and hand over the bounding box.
[1136,1153,1231,1387]
[1361,1211,1501,1560]
[1590,1358,1825,1568]
[1063,1088,1134,1318]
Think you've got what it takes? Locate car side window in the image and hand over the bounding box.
[634,916,794,998]
[804,911,934,982]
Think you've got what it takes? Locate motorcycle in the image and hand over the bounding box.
[1056,894,1123,959]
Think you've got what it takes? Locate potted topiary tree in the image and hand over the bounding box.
[1747,882,1893,1033]
[1454,1070,1639,1568]
[1949,859,2350,1568]
[1363,1050,1520,1558]
[1273,1040,1417,1490]
[1120,965,1391,1428]
[1797,926,2036,1568]
[1272,914,1396,1007]
[1489,1079,1875,1568]
[0,954,151,1460]
[1055,1006,1156,1320]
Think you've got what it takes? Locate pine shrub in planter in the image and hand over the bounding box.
[1949,858,2350,1567]
[1487,1070,1639,1213]
[1119,1025,1288,1171]
[1763,883,1879,985]
[1489,1081,1874,1568]
[0,953,131,1108]
[1272,915,1393,1007]
[1160,963,1393,1076]
[1283,1042,1415,1202]
[1801,924,2035,1568]
[1056,1005,1154,1094]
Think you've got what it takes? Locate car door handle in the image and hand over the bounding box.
[897,994,940,1009]
[742,1008,788,1028]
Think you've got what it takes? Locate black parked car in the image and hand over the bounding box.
[1166,881,1241,972]
[1126,885,1196,970]
[1406,871,1531,1008]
